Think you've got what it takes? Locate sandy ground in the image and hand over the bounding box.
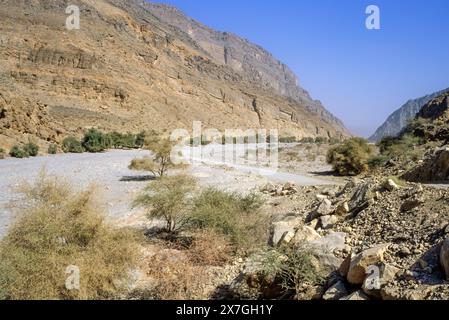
[0,148,339,238]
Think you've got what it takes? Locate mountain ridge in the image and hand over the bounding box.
[370,87,449,142]
[0,0,350,151]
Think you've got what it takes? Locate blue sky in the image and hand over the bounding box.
[151,0,449,137]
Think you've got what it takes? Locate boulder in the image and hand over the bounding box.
[309,199,332,220]
[383,179,400,191]
[322,281,348,300]
[347,243,390,285]
[362,263,400,298]
[335,201,350,216]
[291,226,321,246]
[271,217,302,246]
[307,232,348,274]
[320,215,338,230]
[278,231,295,246]
[440,238,449,280]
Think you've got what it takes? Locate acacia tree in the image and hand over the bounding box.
[129,135,176,178]
[133,175,196,232]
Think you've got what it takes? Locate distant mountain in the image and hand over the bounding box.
[369,88,449,142]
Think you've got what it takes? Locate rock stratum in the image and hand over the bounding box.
[0,0,350,149]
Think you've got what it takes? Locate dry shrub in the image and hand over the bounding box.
[145,250,206,300]
[187,229,232,266]
[0,175,139,300]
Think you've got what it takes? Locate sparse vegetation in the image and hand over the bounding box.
[326,137,374,176]
[378,134,424,163]
[133,175,196,233]
[62,136,85,153]
[0,147,5,159]
[9,145,28,158]
[251,246,324,295]
[189,188,267,252]
[23,142,39,157]
[47,144,58,155]
[0,175,139,300]
[279,136,298,143]
[129,135,177,178]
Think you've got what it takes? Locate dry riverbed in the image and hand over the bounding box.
[0,147,341,238]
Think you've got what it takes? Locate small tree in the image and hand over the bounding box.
[47,144,58,155]
[9,145,28,158]
[326,137,374,176]
[133,175,196,233]
[82,128,110,153]
[129,135,176,178]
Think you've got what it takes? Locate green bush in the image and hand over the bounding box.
[250,246,324,295]
[0,147,4,159]
[62,137,84,153]
[82,128,111,153]
[47,144,58,155]
[189,188,268,251]
[367,154,389,168]
[300,137,315,144]
[133,175,196,233]
[326,137,374,176]
[9,145,28,158]
[378,134,423,162]
[279,136,297,143]
[23,143,39,157]
[314,137,327,144]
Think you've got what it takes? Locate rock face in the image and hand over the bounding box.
[440,238,449,280]
[0,0,350,150]
[370,87,449,142]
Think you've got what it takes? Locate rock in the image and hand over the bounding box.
[340,290,370,301]
[400,198,424,212]
[320,215,338,230]
[316,194,328,201]
[362,263,400,298]
[335,201,350,216]
[271,217,302,246]
[306,232,348,273]
[383,179,400,191]
[309,199,332,220]
[339,253,353,277]
[278,231,295,246]
[322,281,348,300]
[440,238,449,280]
[291,226,321,246]
[347,243,390,285]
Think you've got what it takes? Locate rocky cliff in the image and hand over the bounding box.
[0,0,350,150]
[369,88,449,142]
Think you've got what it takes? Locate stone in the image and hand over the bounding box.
[400,198,424,212]
[335,201,350,216]
[383,179,400,191]
[316,194,328,201]
[362,263,400,298]
[310,199,332,220]
[339,253,353,277]
[271,217,302,246]
[347,243,390,285]
[340,290,370,301]
[309,232,348,253]
[440,238,449,280]
[322,281,348,300]
[278,231,295,246]
[291,226,321,246]
[320,215,339,230]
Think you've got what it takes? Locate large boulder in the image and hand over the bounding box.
[309,199,332,220]
[319,215,339,230]
[271,217,302,246]
[291,226,321,246]
[306,232,348,274]
[347,243,390,285]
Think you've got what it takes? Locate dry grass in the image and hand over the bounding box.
[0,175,140,300]
[187,229,232,266]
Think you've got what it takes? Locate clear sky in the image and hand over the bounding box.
[151,0,449,137]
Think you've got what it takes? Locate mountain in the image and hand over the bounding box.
[0,0,350,150]
[369,88,449,142]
